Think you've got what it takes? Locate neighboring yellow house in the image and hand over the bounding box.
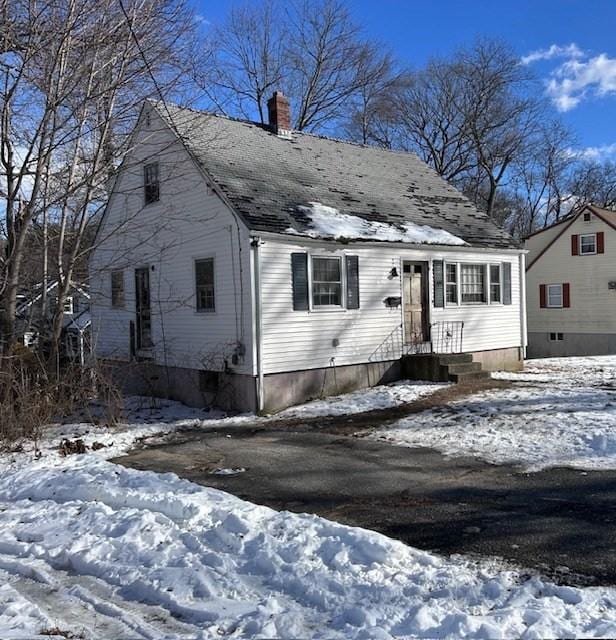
[525,204,616,357]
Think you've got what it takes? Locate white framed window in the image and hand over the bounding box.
[580,233,597,255]
[549,332,564,341]
[490,264,502,303]
[547,284,563,308]
[195,258,215,312]
[63,296,74,314]
[111,270,125,308]
[461,264,486,304]
[311,256,343,308]
[445,263,458,304]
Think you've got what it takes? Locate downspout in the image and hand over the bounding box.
[251,236,264,412]
[519,252,528,360]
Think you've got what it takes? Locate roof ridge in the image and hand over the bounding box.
[151,99,438,161]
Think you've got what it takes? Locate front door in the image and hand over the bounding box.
[403,261,429,347]
[135,267,152,350]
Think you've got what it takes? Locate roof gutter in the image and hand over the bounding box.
[250,231,526,254]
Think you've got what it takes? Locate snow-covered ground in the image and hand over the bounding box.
[3,361,616,637]
[373,356,616,472]
[277,379,447,418]
[3,428,616,639]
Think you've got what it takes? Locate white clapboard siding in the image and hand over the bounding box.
[90,108,253,375]
[258,237,523,374]
[526,213,616,334]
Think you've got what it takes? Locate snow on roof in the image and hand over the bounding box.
[287,202,467,246]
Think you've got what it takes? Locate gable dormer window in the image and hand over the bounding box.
[144,162,159,205]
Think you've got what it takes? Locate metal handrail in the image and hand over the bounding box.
[430,321,464,354]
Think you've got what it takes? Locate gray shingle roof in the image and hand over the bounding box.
[155,102,517,249]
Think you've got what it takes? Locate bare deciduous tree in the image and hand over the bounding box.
[0,0,196,365]
[204,0,390,132]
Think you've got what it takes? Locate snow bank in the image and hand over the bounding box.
[2,453,616,639]
[289,202,467,245]
[373,356,616,471]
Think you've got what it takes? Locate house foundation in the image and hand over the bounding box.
[527,333,616,358]
[104,345,522,415]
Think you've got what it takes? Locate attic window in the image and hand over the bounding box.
[63,296,74,314]
[583,211,591,222]
[144,162,159,205]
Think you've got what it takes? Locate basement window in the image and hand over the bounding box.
[549,332,564,342]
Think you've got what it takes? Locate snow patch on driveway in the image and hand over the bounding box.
[372,356,616,472]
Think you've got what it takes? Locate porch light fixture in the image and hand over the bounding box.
[389,267,399,278]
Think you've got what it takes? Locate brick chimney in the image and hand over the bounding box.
[267,91,291,134]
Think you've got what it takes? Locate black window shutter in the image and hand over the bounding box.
[346,255,360,309]
[503,262,512,305]
[291,253,309,310]
[433,260,444,308]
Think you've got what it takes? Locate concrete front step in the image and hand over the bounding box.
[402,353,488,384]
[448,370,491,383]
[435,353,473,365]
[444,362,483,375]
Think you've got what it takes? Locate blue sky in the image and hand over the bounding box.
[197,0,616,158]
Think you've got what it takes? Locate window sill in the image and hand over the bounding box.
[310,307,347,313]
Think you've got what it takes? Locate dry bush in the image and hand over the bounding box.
[0,345,124,450]
[0,345,54,448]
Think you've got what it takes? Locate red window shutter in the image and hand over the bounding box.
[597,231,605,254]
[571,234,579,256]
[539,284,547,308]
[563,283,571,308]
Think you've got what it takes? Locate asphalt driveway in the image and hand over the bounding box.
[115,418,616,587]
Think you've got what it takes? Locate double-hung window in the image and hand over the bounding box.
[312,256,342,307]
[460,264,486,304]
[490,264,502,303]
[195,258,215,312]
[144,162,160,205]
[445,263,458,304]
[580,234,596,255]
[547,284,563,308]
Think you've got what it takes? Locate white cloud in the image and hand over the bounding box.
[566,142,616,160]
[521,43,584,65]
[546,53,616,111]
[523,43,616,111]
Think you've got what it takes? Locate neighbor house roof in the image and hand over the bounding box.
[525,203,616,270]
[153,102,518,250]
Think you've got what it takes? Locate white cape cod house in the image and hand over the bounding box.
[90,93,526,413]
